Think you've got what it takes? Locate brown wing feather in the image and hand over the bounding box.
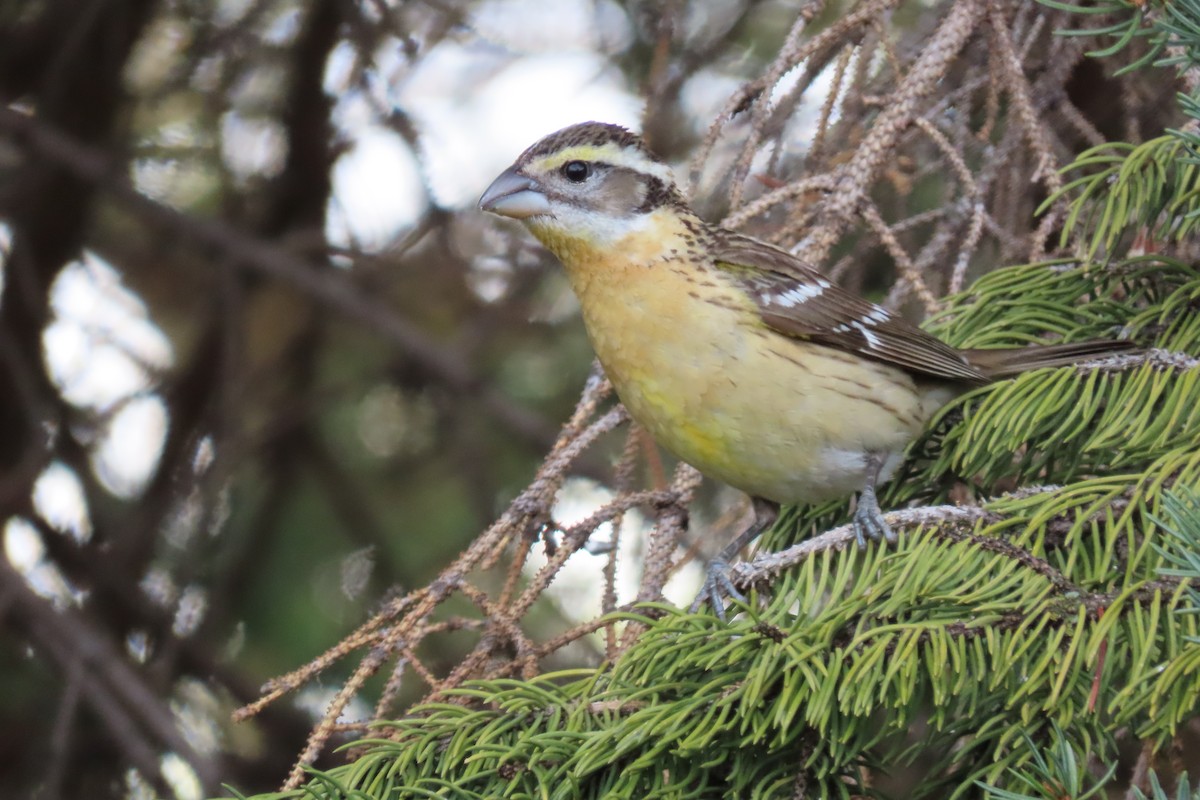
[711,231,987,383]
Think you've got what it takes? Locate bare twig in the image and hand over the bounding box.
[730,504,992,588]
[797,0,988,263]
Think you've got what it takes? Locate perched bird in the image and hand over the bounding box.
[479,121,1135,614]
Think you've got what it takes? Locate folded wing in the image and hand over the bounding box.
[711,230,987,384]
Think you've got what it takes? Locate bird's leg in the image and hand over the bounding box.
[853,451,895,548]
[690,496,780,619]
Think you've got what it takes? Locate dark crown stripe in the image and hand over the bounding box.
[519,122,665,165]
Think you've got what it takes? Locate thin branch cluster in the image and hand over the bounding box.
[235,374,709,788]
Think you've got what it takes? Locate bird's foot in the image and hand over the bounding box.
[689,556,746,621]
[853,489,895,549]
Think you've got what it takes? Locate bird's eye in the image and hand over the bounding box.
[561,160,591,183]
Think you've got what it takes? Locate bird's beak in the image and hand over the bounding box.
[479,166,551,219]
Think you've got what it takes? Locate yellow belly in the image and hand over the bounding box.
[557,225,949,504]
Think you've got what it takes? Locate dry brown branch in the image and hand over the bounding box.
[730,483,1085,589]
[861,201,941,313]
[723,174,841,232]
[722,0,835,212]
[603,427,645,658]
[910,118,985,294]
[809,45,854,164]
[797,0,988,263]
[688,0,840,197]
[226,369,711,787]
[0,557,223,792]
[986,2,1066,259]
[731,504,991,588]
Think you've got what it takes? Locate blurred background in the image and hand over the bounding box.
[0,1,813,796]
[0,0,1178,797]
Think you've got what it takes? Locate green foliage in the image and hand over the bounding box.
[1043,138,1200,259]
[1135,773,1200,800]
[1160,0,1200,73]
[240,492,1195,797]
[977,723,1114,799]
[1039,0,1200,258]
[916,258,1199,490]
[1037,0,1167,73]
[985,762,1200,800]
[1155,487,1200,643]
[229,260,1200,799]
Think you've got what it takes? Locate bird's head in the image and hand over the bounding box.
[478,122,686,255]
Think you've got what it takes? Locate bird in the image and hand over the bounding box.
[478,121,1137,615]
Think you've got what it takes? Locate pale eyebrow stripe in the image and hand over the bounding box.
[530,143,676,184]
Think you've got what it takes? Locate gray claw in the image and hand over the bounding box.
[689,557,746,620]
[853,490,895,547]
[854,451,897,547]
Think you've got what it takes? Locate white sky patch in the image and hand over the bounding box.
[294,685,373,725]
[171,678,225,757]
[213,0,255,28]
[33,463,92,543]
[691,54,840,203]
[261,6,301,45]
[402,48,641,208]
[131,157,216,209]
[159,753,202,800]
[768,62,805,109]
[467,255,515,304]
[322,14,640,235]
[768,53,847,133]
[472,0,633,54]
[326,126,427,252]
[4,517,45,573]
[664,547,706,609]
[172,585,208,637]
[0,219,12,296]
[527,477,705,625]
[220,111,288,181]
[684,56,839,202]
[44,332,152,409]
[4,518,77,604]
[776,59,840,153]
[93,394,169,499]
[526,477,645,620]
[43,253,173,412]
[680,68,743,127]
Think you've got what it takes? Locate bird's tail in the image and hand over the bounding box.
[963,339,1140,380]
